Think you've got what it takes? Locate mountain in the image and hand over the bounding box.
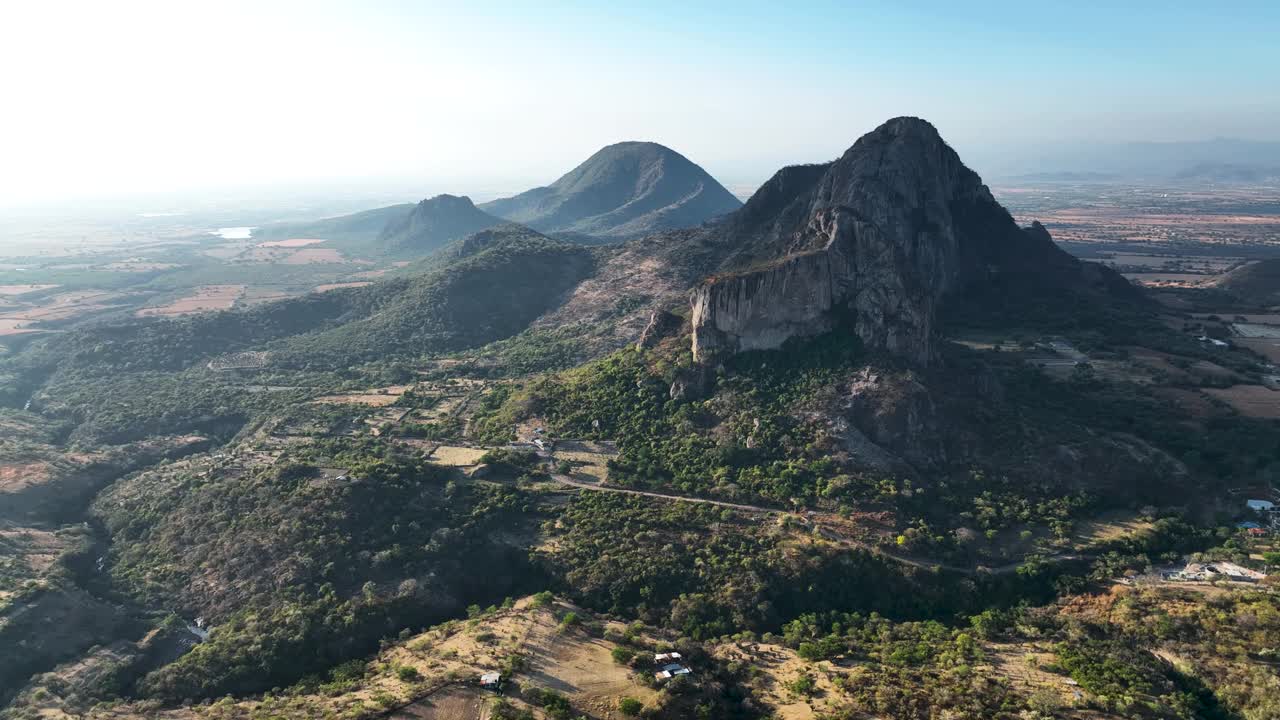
[374,194,502,255]
[1174,163,1280,184]
[1212,259,1280,305]
[686,117,1134,365]
[251,203,415,253]
[978,137,1280,181]
[479,141,742,239]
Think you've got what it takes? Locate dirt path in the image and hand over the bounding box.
[548,474,1089,577]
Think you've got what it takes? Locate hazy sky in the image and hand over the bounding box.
[2,0,1278,207]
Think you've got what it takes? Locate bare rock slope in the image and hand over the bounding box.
[688,117,1127,365]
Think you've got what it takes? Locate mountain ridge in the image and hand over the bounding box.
[480,140,742,238]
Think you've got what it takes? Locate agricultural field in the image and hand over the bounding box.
[994,182,1280,291]
[0,209,413,346]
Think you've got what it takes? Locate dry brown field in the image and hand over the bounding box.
[315,281,372,292]
[1204,385,1280,418]
[136,285,244,317]
[1237,337,1280,363]
[256,238,327,248]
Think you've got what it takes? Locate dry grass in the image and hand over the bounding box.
[1204,385,1280,418]
[0,461,54,495]
[1071,511,1155,547]
[313,386,410,406]
[0,285,58,296]
[1237,338,1280,363]
[136,285,244,317]
[430,446,488,467]
[315,281,373,293]
[257,238,327,248]
[284,248,345,264]
[552,442,618,483]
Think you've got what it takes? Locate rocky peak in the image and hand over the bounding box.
[690,117,1106,365]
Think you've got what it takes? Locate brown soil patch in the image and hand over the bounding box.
[389,687,489,719]
[1153,387,1219,418]
[315,281,372,293]
[0,523,74,577]
[102,261,181,272]
[1237,338,1280,363]
[1072,511,1154,547]
[714,642,842,720]
[0,461,54,495]
[284,248,344,264]
[0,285,58,296]
[1204,385,1280,418]
[430,446,488,467]
[257,238,327,248]
[552,442,618,483]
[1123,273,1215,288]
[137,285,244,317]
[313,386,409,406]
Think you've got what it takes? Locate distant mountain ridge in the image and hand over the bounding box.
[252,142,740,255]
[479,141,742,238]
[1174,163,1280,184]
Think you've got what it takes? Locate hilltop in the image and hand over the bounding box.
[1212,259,1280,305]
[375,194,503,256]
[480,141,742,239]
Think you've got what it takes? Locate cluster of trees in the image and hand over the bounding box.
[91,437,547,701]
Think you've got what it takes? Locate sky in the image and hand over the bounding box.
[1,0,1278,208]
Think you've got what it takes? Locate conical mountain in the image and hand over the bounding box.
[480,141,742,239]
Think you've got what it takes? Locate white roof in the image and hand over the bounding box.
[654,652,682,661]
[1247,499,1275,510]
[480,672,501,683]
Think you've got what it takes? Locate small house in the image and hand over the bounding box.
[1247,527,1268,537]
[654,652,682,663]
[1247,499,1276,512]
[479,672,501,690]
[1238,521,1262,530]
[655,663,692,681]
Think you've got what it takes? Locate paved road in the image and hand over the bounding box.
[548,474,1088,576]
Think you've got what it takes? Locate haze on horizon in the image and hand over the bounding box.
[2,0,1278,210]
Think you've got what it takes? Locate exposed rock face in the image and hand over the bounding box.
[636,309,683,350]
[689,117,1117,365]
[480,141,742,239]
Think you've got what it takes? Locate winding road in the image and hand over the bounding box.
[548,474,1089,576]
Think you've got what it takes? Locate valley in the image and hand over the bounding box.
[3,119,1280,720]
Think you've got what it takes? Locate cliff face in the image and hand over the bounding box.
[690,117,1104,364]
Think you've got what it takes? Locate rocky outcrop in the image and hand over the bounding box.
[636,309,683,350]
[689,117,1121,365]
